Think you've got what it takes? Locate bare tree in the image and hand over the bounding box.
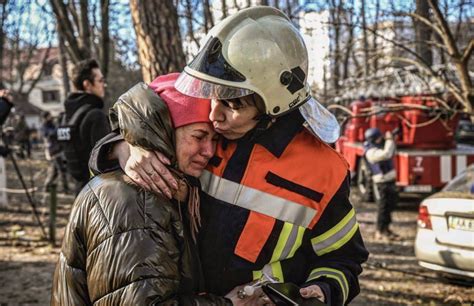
[360,0,369,78]
[49,0,110,77]
[184,0,200,49]
[371,0,381,72]
[203,0,215,33]
[57,25,70,95]
[329,0,343,93]
[100,0,110,78]
[129,0,186,83]
[414,0,433,65]
[342,1,355,80]
[390,0,474,112]
[0,0,9,80]
[2,1,54,100]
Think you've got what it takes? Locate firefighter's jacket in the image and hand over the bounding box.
[90,108,369,306]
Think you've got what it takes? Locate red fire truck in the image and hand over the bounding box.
[334,95,474,201]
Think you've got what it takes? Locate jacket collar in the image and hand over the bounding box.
[254,110,305,158]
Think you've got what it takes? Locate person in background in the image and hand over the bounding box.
[0,83,13,126]
[62,59,110,193]
[363,128,400,240]
[41,111,69,195]
[0,84,14,157]
[15,114,31,159]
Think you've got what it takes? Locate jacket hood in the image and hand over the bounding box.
[65,92,104,117]
[109,83,177,167]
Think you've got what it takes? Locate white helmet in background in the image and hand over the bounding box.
[176,6,311,117]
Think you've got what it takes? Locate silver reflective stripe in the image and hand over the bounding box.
[311,208,358,256]
[200,170,317,228]
[307,268,349,303]
[280,224,300,260]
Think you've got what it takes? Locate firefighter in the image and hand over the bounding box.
[363,128,400,240]
[90,7,368,305]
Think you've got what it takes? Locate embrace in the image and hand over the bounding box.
[52,6,368,306]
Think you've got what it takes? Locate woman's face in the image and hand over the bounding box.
[175,122,218,177]
[209,96,260,140]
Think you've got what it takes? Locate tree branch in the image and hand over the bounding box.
[461,39,473,65]
[428,0,461,58]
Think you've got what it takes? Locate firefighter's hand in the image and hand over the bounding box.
[116,141,178,198]
[225,284,274,305]
[300,285,325,303]
[385,131,393,140]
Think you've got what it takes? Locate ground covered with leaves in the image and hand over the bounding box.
[0,151,473,305]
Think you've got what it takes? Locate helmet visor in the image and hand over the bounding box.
[175,71,254,100]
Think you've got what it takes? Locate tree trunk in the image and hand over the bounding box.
[361,0,369,77]
[203,0,214,33]
[50,0,90,62]
[372,0,380,72]
[129,0,186,83]
[185,0,200,49]
[342,0,355,80]
[0,0,8,80]
[415,0,432,66]
[100,0,110,78]
[58,26,71,96]
[330,0,342,94]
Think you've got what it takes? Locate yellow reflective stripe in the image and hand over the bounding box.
[311,208,359,256]
[307,267,349,303]
[269,261,284,282]
[270,222,306,264]
[254,261,285,283]
[288,225,305,258]
[270,222,293,262]
[312,208,355,244]
[253,270,262,281]
[200,170,317,227]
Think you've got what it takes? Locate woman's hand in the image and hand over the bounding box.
[300,285,325,303]
[113,141,178,198]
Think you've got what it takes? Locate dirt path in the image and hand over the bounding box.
[350,192,474,305]
[0,155,473,304]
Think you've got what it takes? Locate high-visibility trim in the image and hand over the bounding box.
[200,170,317,227]
[289,226,305,258]
[311,208,359,256]
[270,222,305,263]
[252,270,263,280]
[234,212,275,263]
[255,261,284,283]
[307,267,349,304]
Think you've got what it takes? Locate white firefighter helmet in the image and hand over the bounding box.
[175,6,311,117]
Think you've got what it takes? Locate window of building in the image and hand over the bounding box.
[42,90,60,103]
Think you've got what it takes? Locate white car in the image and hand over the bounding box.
[414,164,474,279]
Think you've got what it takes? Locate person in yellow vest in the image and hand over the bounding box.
[90,7,368,305]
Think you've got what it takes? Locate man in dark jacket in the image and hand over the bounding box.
[63,59,110,192]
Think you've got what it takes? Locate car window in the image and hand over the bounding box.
[443,165,474,193]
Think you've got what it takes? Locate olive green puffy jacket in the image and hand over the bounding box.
[51,84,231,305]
